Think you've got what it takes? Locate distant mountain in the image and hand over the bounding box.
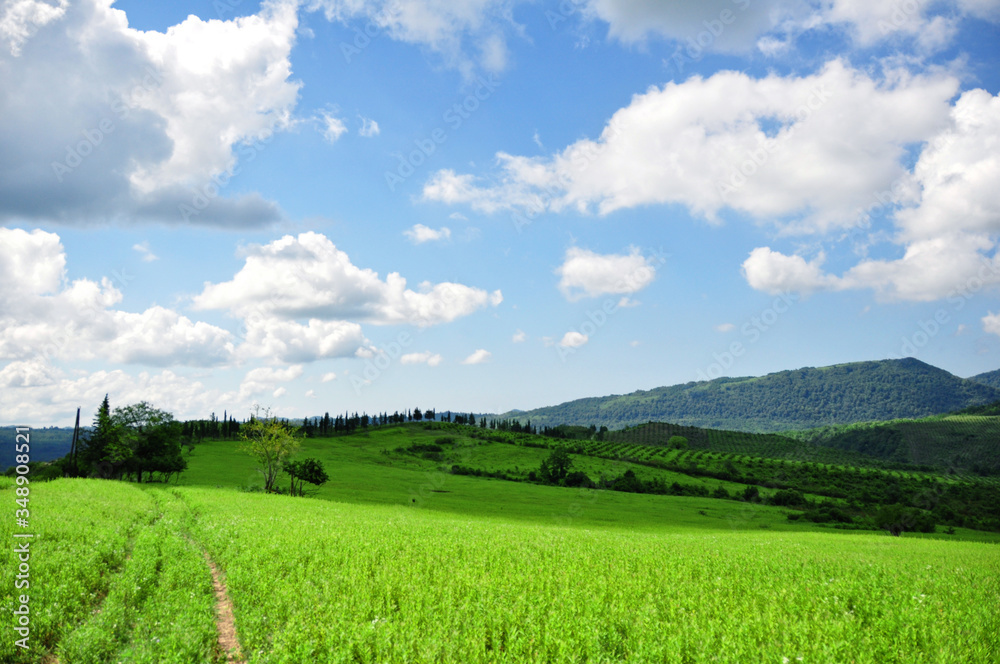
[2,427,77,470]
[501,358,1000,432]
[969,368,1000,390]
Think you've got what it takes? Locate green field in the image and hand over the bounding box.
[3,422,1000,663]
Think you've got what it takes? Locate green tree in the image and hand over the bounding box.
[875,504,936,536]
[284,458,330,496]
[539,447,573,484]
[668,436,689,450]
[241,407,301,493]
[79,394,120,476]
[113,402,186,483]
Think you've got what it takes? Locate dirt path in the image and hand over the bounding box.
[201,548,246,664]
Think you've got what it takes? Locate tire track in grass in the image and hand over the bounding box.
[172,486,245,663]
[201,547,246,664]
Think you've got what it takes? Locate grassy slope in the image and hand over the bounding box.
[175,424,1000,542]
[4,477,999,663]
[177,431,803,534]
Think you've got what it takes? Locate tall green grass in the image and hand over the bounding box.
[185,487,1000,664]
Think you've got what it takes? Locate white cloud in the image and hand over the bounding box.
[321,371,337,382]
[238,317,371,363]
[404,223,451,244]
[0,0,298,227]
[0,363,232,425]
[816,0,1000,53]
[0,227,234,366]
[239,365,303,399]
[304,0,520,75]
[133,241,158,262]
[558,331,588,348]
[359,115,380,137]
[892,90,1000,244]
[400,351,443,366]
[984,312,1000,337]
[319,110,348,142]
[305,389,316,398]
[741,89,1000,302]
[272,386,287,398]
[423,60,958,234]
[555,246,656,301]
[742,247,840,295]
[461,348,491,364]
[582,0,807,50]
[0,358,57,388]
[839,235,1000,302]
[511,329,526,343]
[715,323,736,332]
[1,0,68,56]
[582,0,998,55]
[193,232,501,326]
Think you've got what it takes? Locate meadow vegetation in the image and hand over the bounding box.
[4,404,1000,662]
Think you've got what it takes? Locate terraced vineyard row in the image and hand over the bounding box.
[607,422,885,466]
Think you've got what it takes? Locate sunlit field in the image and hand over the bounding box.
[3,478,998,663]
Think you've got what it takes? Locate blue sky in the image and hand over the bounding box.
[2,0,999,425]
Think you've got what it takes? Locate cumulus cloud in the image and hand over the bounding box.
[715,323,736,332]
[511,329,526,343]
[819,0,958,51]
[303,0,520,75]
[741,89,1000,301]
[238,317,371,363]
[582,0,807,50]
[319,110,348,142]
[400,351,443,366]
[0,227,234,366]
[583,0,999,54]
[892,90,1000,244]
[461,348,491,364]
[423,60,957,233]
[1,0,68,56]
[984,312,1000,337]
[0,0,298,227]
[239,365,303,399]
[0,363,231,425]
[742,247,841,295]
[558,331,588,348]
[404,223,451,243]
[0,358,58,388]
[193,231,501,326]
[555,246,656,301]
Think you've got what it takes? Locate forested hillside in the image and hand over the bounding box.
[969,369,1000,390]
[1,426,74,469]
[789,414,1000,475]
[504,358,1000,432]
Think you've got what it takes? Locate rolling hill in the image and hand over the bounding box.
[1,426,75,470]
[969,368,1000,390]
[501,358,1000,432]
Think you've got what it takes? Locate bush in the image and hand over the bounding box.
[408,443,443,453]
[770,489,806,507]
[563,471,594,488]
[667,436,688,450]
